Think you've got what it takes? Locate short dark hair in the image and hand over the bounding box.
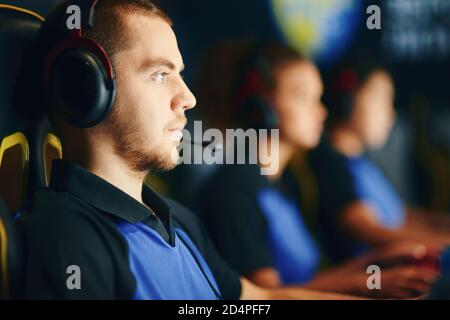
[17,0,172,121]
[40,0,172,66]
[84,0,172,62]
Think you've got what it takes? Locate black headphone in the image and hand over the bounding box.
[328,58,388,123]
[234,44,279,130]
[43,0,115,128]
[329,67,360,122]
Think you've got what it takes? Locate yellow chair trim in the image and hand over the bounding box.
[0,4,45,21]
[0,132,29,299]
[43,133,63,185]
[0,4,43,299]
[0,132,29,170]
[0,219,7,299]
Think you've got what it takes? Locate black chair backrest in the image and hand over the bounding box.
[0,4,44,212]
[0,3,46,299]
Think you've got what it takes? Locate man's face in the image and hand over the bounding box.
[351,71,395,149]
[273,61,327,149]
[105,14,196,172]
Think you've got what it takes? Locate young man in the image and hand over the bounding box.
[192,42,437,298]
[20,0,359,299]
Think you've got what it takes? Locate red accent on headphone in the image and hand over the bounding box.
[329,67,360,102]
[42,0,114,85]
[43,30,114,84]
[338,68,359,93]
[234,68,269,108]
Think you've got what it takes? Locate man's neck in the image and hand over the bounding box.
[64,145,146,204]
[330,125,364,157]
[89,157,146,204]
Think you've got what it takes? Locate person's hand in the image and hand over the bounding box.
[369,241,434,268]
[369,265,438,299]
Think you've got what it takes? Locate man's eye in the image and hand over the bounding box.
[153,72,168,83]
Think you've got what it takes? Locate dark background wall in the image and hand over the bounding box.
[5,0,449,210]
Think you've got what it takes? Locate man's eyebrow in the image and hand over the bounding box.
[140,57,185,72]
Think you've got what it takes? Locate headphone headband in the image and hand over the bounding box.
[80,0,97,31]
[43,0,113,86]
[42,0,116,128]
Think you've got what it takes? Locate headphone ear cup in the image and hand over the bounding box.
[340,94,354,121]
[243,96,278,130]
[259,99,279,129]
[47,49,115,128]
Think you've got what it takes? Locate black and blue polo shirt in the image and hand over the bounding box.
[20,160,241,299]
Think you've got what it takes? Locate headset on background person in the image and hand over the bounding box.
[233,44,280,131]
[326,57,390,125]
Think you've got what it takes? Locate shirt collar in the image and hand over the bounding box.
[49,159,175,246]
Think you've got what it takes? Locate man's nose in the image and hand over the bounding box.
[172,79,197,111]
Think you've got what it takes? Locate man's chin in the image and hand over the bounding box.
[365,133,390,150]
[154,153,179,172]
[127,150,179,173]
[164,157,179,171]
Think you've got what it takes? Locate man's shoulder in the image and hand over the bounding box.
[215,164,266,185]
[311,142,346,164]
[25,187,96,219]
[20,187,114,240]
[196,164,267,204]
[310,142,352,180]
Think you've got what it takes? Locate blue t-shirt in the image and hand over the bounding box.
[346,155,406,229]
[257,188,320,284]
[194,164,321,285]
[311,143,407,262]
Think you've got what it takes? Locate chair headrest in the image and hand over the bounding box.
[0,5,44,137]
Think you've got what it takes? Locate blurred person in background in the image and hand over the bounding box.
[192,41,438,298]
[310,57,450,264]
